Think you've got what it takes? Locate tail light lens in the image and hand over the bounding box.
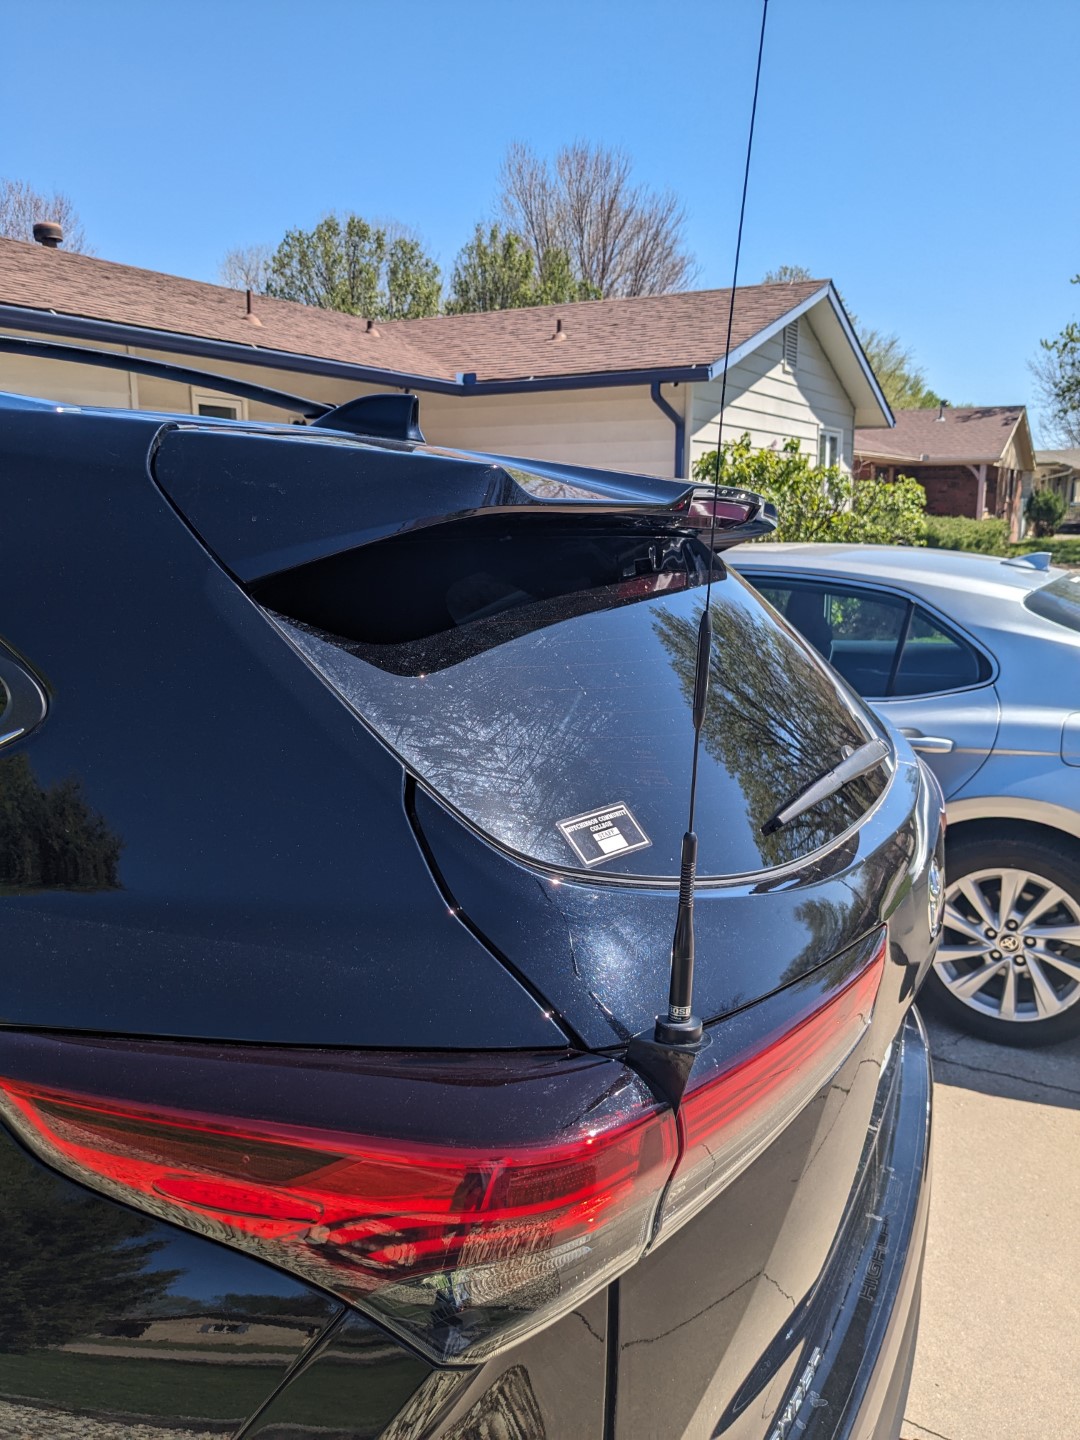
[687,495,756,526]
[660,931,887,1238]
[0,938,886,1360]
[0,1039,674,1363]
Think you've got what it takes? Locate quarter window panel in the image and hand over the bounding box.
[891,606,985,695]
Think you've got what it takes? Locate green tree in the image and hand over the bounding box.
[446,223,594,314]
[446,223,538,313]
[858,328,946,411]
[264,214,441,320]
[692,433,926,546]
[652,597,880,871]
[1031,275,1080,446]
[1026,485,1068,537]
[761,265,946,411]
[0,1159,179,1352]
[0,754,122,890]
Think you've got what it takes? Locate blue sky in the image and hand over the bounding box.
[3,0,1077,433]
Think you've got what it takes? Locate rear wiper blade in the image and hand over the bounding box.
[761,737,890,836]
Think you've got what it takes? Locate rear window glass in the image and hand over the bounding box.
[262,532,889,880]
[1025,572,1080,634]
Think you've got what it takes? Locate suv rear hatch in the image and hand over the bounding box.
[153,424,912,1045]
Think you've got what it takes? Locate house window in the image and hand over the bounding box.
[782,320,799,371]
[192,390,245,420]
[818,430,842,468]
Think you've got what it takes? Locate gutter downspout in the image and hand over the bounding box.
[650,381,686,478]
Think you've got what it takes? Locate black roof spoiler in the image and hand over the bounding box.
[152,424,776,584]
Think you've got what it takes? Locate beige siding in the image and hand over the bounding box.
[0,331,133,409]
[0,333,677,475]
[688,316,855,472]
[417,386,676,477]
[0,329,387,421]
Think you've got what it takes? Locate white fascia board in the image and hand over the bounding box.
[709,284,894,431]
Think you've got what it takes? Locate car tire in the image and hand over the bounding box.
[922,829,1080,1047]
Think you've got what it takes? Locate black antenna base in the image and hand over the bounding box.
[627,1028,708,1110]
[654,1012,704,1046]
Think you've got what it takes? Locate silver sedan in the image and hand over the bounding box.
[731,543,1080,1046]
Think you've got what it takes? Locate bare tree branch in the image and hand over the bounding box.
[0,178,90,253]
[218,244,273,292]
[1030,343,1080,447]
[498,141,696,298]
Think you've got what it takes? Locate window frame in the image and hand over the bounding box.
[746,570,998,700]
[191,389,248,421]
[818,429,843,469]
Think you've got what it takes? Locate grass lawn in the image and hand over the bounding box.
[0,1349,269,1423]
[0,1347,425,1433]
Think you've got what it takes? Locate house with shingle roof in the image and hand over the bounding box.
[1034,449,1080,530]
[854,405,1036,541]
[0,234,892,477]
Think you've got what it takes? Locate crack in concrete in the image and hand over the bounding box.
[901,1419,956,1440]
[935,1055,1080,1100]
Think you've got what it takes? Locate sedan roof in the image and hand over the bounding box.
[729,542,1061,609]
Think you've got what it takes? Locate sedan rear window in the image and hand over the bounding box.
[260,526,889,880]
[1025,572,1080,634]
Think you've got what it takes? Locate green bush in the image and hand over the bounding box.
[691,434,926,546]
[1026,486,1068,538]
[1012,536,1080,567]
[922,515,1009,555]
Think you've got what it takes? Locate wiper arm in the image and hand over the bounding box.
[762,737,890,836]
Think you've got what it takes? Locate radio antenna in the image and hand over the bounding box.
[654,0,770,1051]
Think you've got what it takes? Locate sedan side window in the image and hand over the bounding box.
[824,591,909,696]
[891,606,986,696]
[750,578,989,699]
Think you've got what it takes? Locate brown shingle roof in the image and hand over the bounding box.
[855,406,1026,465]
[0,237,441,379]
[376,281,826,381]
[0,237,826,385]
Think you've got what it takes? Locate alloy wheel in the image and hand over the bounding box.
[935,866,1080,1023]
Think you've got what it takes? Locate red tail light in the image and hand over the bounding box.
[686,493,757,527]
[0,938,887,1359]
[0,1040,675,1363]
[661,931,887,1237]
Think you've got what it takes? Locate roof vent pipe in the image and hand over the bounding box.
[244,289,263,326]
[32,221,63,249]
[937,403,946,421]
[365,319,380,338]
[552,317,566,341]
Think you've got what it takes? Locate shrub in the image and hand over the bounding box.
[1026,486,1068,538]
[691,434,926,546]
[1012,537,1080,567]
[922,515,1009,555]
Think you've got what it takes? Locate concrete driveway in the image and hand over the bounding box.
[902,1011,1080,1440]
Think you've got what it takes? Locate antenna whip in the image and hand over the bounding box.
[657,0,770,1047]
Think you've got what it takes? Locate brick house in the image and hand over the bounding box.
[854,405,1035,541]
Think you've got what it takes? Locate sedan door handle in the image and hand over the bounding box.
[899,729,955,755]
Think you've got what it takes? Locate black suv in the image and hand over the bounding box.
[0,363,940,1440]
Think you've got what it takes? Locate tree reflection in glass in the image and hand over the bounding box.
[652,594,885,871]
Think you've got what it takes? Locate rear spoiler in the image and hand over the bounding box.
[152,424,776,584]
